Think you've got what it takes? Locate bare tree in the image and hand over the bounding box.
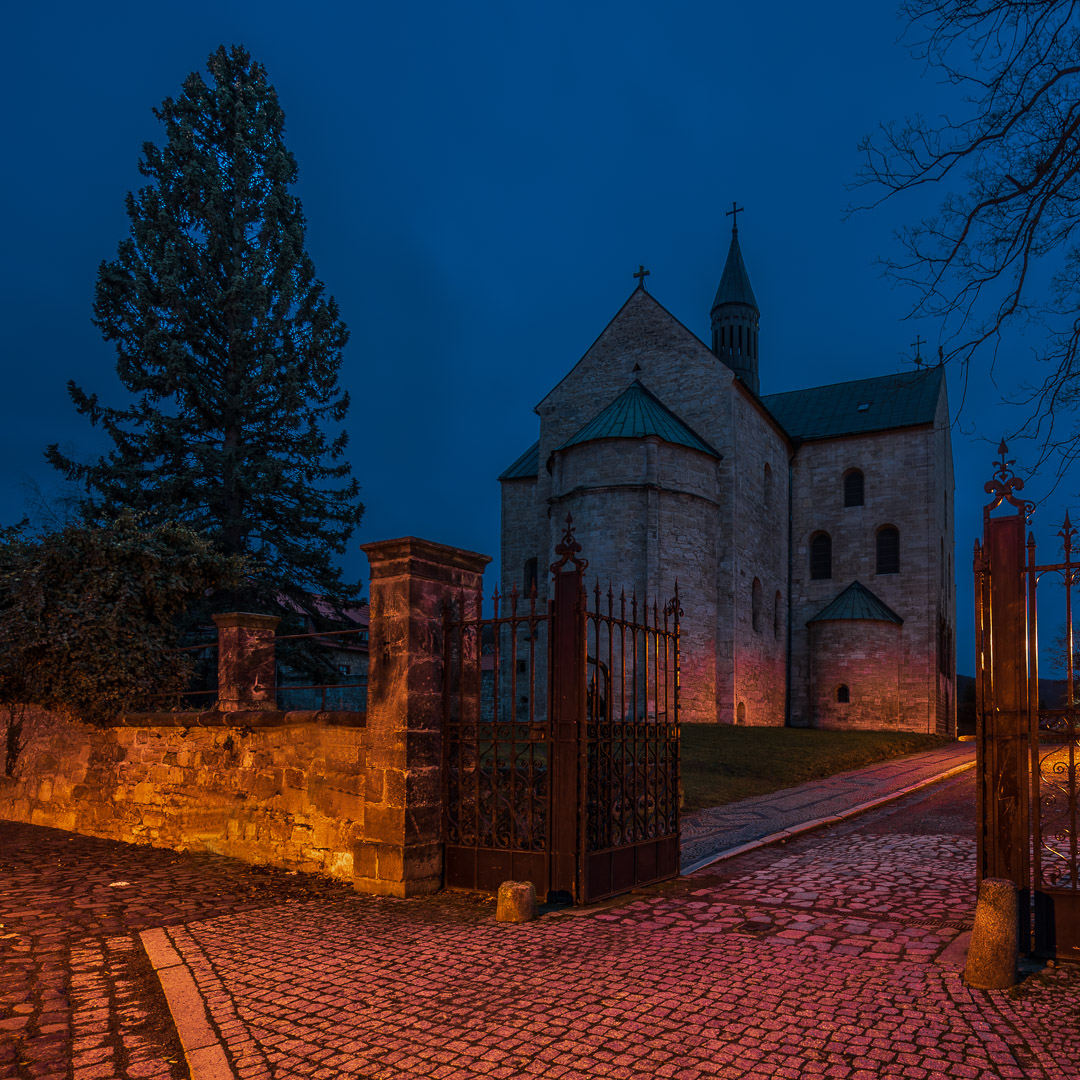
[855,1,1080,471]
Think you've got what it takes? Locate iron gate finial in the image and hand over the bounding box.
[550,512,589,574]
[984,439,1035,516]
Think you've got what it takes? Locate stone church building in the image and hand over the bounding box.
[499,221,955,733]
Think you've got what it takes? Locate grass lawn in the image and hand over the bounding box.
[680,726,950,813]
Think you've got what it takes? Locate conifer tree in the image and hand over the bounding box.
[47,45,362,625]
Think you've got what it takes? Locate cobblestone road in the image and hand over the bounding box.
[3,772,1079,1080]
[0,827,353,1080]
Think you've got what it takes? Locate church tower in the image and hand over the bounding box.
[711,205,760,395]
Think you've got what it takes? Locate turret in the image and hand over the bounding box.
[711,204,760,395]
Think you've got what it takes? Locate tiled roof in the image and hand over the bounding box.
[807,580,903,625]
[498,439,539,480]
[761,366,943,441]
[711,227,758,311]
[558,380,720,457]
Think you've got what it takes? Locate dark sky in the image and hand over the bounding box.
[2,1,1073,674]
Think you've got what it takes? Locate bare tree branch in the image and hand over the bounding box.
[854,1,1080,479]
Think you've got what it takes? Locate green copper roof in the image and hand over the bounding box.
[807,581,903,625]
[498,439,539,480]
[711,227,758,311]
[762,366,943,441]
[558,380,720,457]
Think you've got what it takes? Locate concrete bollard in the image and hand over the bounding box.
[964,877,1019,989]
[495,881,538,923]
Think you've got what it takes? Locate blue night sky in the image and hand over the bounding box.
[1,1,1072,674]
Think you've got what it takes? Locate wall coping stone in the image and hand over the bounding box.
[360,536,491,578]
[211,612,281,630]
[109,710,366,729]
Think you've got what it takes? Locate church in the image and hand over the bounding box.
[499,214,955,733]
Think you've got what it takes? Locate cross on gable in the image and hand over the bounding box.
[726,201,745,229]
[633,265,650,289]
[909,335,924,367]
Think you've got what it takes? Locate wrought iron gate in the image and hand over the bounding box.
[974,444,1080,961]
[442,516,681,903]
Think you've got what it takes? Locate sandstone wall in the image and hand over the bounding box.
[728,389,789,726]
[550,436,722,723]
[809,621,902,729]
[0,708,365,882]
[789,416,955,733]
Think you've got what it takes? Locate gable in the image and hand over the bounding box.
[535,288,733,457]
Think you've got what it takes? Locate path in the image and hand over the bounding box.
[680,741,975,871]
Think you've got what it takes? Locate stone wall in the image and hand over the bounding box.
[728,388,789,726]
[809,621,902,729]
[788,412,955,733]
[0,536,490,899]
[550,436,722,723]
[0,708,365,881]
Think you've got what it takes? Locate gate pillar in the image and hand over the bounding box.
[549,517,587,901]
[357,537,491,897]
[975,447,1034,936]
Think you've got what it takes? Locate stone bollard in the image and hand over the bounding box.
[964,877,1019,989]
[496,881,538,923]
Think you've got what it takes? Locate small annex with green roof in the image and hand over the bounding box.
[807,581,903,626]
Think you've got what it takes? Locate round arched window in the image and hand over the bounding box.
[837,684,850,704]
[810,532,832,580]
[843,469,864,507]
[876,526,900,575]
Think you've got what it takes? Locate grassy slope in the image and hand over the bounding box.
[680,726,950,813]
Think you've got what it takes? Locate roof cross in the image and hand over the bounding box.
[910,335,924,367]
[726,201,745,230]
[633,265,650,289]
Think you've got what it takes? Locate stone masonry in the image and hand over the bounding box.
[500,227,955,732]
[0,536,494,898]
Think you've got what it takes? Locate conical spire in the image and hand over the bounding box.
[711,204,761,395]
[712,225,758,311]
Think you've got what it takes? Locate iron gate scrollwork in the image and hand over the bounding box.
[442,515,681,903]
[974,442,1080,961]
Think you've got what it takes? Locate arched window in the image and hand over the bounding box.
[774,590,782,638]
[876,526,900,575]
[523,557,538,596]
[810,532,832,580]
[837,684,850,703]
[843,469,864,507]
[737,702,746,725]
[752,578,762,632]
[763,463,773,512]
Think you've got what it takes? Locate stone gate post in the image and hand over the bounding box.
[212,612,281,712]
[356,537,491,897]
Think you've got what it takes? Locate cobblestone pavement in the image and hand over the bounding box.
[4,769,1079,1080]
[0,826,354,1080]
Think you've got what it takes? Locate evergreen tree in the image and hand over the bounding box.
[47,45,362,626]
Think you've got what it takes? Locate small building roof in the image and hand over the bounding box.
[762,366,943,441]
[711,227,758,311]
[557,380,720,457]
[498,439,540,480]
[807,580,903,625]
